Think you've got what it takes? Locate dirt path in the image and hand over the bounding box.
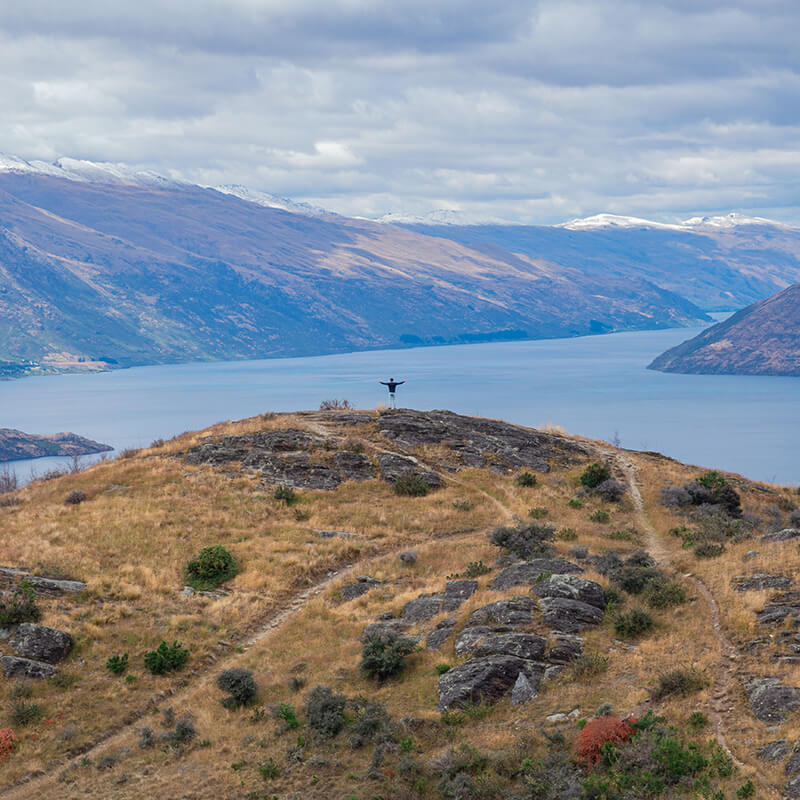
[610,452,777,798]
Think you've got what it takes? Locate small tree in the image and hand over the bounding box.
[184,545,237,590]
[216,668,258,708]
[360,631,417,682]
[581,462,612,489]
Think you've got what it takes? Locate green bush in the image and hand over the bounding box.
[436,663,452,675]
[515,472,537,487]
[0,581,41,626]
[489,522,555,560]
[644,581,687,609]
[106,653,129,675]
[589,510,610,524]
[273,484,297,504]
[558,527,578,541]
[447,560,490,580]
[687,711,709,729]
[572,653,609,680]
[650,667,707,701]
[360,631,417,682]
[737,779,755,798]
[614,609,654,638]
[615,565,664,595]
[258,758,280,779]
[10,700,43,727]
[568,497,583,509]
[305,686,347,739]
[528,507,549,519]
[581,462,612,489]
[393,473,430,497]
[184,545,237,590]
[143,641,189,675]
[216,668,258,708]
[274,702,300,730]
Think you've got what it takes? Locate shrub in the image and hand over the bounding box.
[528,507,549,519]
[169,714,196,747]
[10,700,42,727]
[697,470,726,491]
[106,653,129,675]
[436,663,452,674]
[614,608,654,638]
[274,702,300,731]
[184,545,237,590]
[273,484,296,504]
[660,485,692,508]
[790,509,800,528]
[590,510,610,524]
[319,399,353,410]
[293,507,310,521]
[361,631,417,682]
[0,582,41,626]
[305,686,347,739]
[694,541,725,559]
[567,497,583,508]
[489,522,555,560]
[581,462,612,489]
[451,499,475,512]
[650,668,707,701]
[393,472,430,497]
[572,653,609,680]
[558,528,578,541]
[64,490,87,505]
[216,668,258,709]
[515,472,537,487]
[593,479,626,502]
[615,565,664,595]
[143,641,189,675]
[0,729,18,761]
[644,581,687,609]
[258,757,280,779]
[149,438,165,448]
[448,560,490,579]
[348,700,395,749]
[737,779,755,798]
[687,711,709,729]
[0,467,18,494]
[574,715,635,765]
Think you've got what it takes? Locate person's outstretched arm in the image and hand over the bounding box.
[379,381,389,386]
[397,380,406,385]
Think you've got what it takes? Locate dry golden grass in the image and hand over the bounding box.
[0,411,794,798]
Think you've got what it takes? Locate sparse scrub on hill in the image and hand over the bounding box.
[183,544,237,590]
[580,461,612,489]
[528,506,549,518]
[64,490,86,505]
[348,700,396,749]
[568,497,583,508]
[593,479,626,502]
[305,686,347,740]
[143,641,189,675]
[10,700,43,728]
[614,608,654,638]
[650,667,708,701]
[393,472,431,497]
[615,565,664,595]
[0,466,17,494]
[490,522,555,559]
[360,630,417,682]
[694,541,725,558]
[558,527,578,540]
[273,484,297,504]
[0,582,40,626]
[644,580,687,609]
[572,653,609,680]
[106,653,128,675]
[660,470,742,519]
[575,715,635,765]
[589,509,610,523]
[0,729,17,761]
[448,560,490,579]
[216,668,258,709]
[516,471,537,487]
[319,398,353,410]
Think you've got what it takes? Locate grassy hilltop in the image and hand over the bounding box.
[0,409,798,799]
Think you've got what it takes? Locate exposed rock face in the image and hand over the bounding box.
[548,634,584,662]
[539,598,604,633]
[332,451,374,481]
[531,574,607,609]
[466,597,537,628]
[376,453,442,487]
[0,428,112,462]
[491,559,583,590]
[762,529,800,543]
[787,775,800,799]
[510,671,537,706]
[377,410,588,473]
[757,591,800,626]
[401,580,478,623]
[757,740,789,761]
[11,623,73,663]
[732,574,793,592]
[786,745,800,776]
[454,625,516,656]
[472,633,547,661]
[747,678,800,723]
[437,655,544,709]
[426,620,456,651]
[1,654,58,679]
[340,583,372,602]
[250,453,343,490]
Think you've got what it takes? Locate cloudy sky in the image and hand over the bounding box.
[1,0,799,223]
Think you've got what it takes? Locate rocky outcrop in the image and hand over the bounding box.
[401,581,479,623]
[762,529,800,544]
[747,678,800,723]
[531,574,606,609]
[437,655,545,709]
[758,740,789,761]
[466,597,537,628]
[491,559,583,590]
[1,654,58,679]
[732,574,792,592]
[376,453,442,487]
[756,591,800,626]
[0,428,112,462]
[548,634,584,662]
[377,410,588,473]
[471,633,547,661]
[539,597,604,633]
[332,451,374,481]
[11,623,73,663]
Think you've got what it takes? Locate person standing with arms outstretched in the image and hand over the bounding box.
[379,378,405,409]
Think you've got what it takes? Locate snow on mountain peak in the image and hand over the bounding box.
[680,212,785,229]
[559,213,684,231]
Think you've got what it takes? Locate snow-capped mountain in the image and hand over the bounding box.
[212,184,332,216]
[560,211,792,231]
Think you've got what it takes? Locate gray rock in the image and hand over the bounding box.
[510,671,537,706]
[743,550,760,560]
[761,528,800,543]
[732,574,793,592]
[531,574,606,609]
[491,559,583,590]
[398,550,418,565]
[454,625,515,656]
[788,775,800,799]
[179,586,195,597]
[316,529,357,539]
[569,546,589,560]
[1,655,58,679]
[11,623,72,663]
[332,451,374,481]
[747,678,800,723]
[757,591,800,626]
[544,664,566,681]
[361,620,412,641]
[466,597,537,628]
[546,713,568,723]
[437,617,457,628]
[255,453,343,490]
[757,740,788,761]
[377,453,442,487]
[426,626,454,651]
[341,583,372,602]
[548,634,584,662]
[401,595,444,623]
[442,580,478,610]
[24,576,87,594]
[472,633,547,661]
[357,575,380,584]
[787,744,800,776]
[539,597,604,633]
[437,655,544,709]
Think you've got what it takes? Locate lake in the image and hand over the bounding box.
[2,319,798,486]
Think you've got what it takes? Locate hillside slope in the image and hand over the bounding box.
[649,283,800,376]
[0,170,707,372]
[0,429,111,462]
[0,409,798,799]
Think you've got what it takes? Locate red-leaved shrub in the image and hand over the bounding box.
[574,715,635,765]
[0,728,18,760]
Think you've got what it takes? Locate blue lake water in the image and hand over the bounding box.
[2,319,798,485]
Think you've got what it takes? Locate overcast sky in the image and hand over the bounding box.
[1,0,799,223]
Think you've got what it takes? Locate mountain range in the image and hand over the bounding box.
[1,155,799,375]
